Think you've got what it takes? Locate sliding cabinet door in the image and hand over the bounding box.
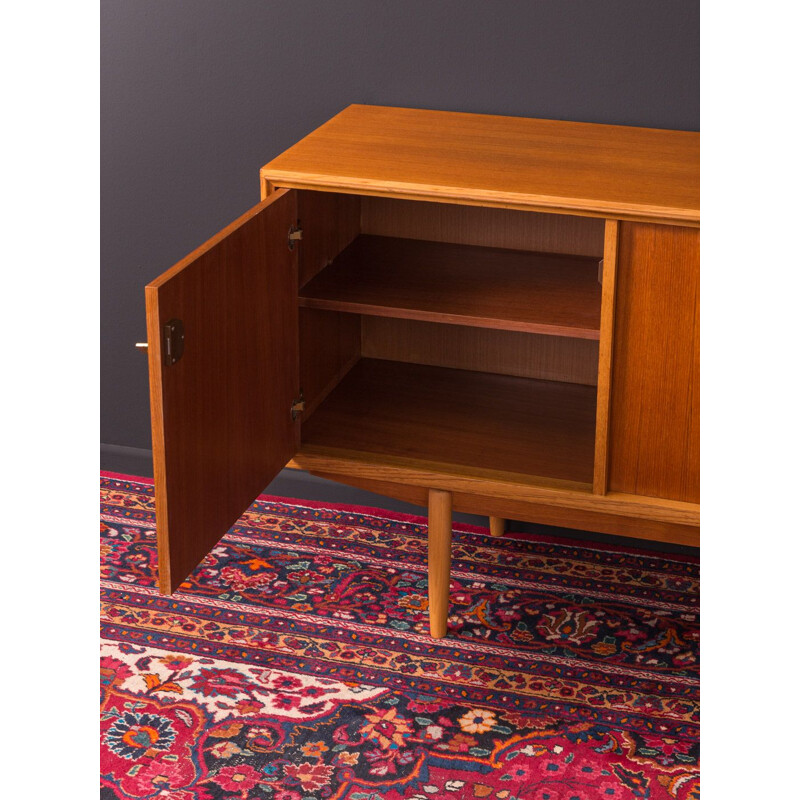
[606,222,700,503]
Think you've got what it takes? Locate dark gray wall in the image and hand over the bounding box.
[101,0,698,456]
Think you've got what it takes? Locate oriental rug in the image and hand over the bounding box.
[100,473,699,800]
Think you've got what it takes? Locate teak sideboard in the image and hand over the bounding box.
[143,105,700,638]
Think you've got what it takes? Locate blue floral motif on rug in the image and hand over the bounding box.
[100,474,699,799]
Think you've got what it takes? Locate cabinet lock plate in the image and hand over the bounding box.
[163,318,185,366]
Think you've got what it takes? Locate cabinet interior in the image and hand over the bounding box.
[296,191,605,487]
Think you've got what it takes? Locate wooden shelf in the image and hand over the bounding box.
[299,235,602,339]
[301,359,597,484]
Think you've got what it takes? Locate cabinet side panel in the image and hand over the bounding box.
[298,191,360,287]
[361,197,604,257]
[607,223,699,503]
[300,308,361,420]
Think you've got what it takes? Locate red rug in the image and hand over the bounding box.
[100,473,699,799]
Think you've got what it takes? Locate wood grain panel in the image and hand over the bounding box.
[301,359,597,484]
[262,105,700,224]
[450,493,699,547]
[309,471,430,506]
[299,308,361,421]
[299,236,601,338]
[146,189,299,593]
[593,220,620,493]
[362,317,599,386]
[607,223,699,502]
[289,447,699,527]
[361,196,605,257]
[301,468,698,546]
[297,190,360,287]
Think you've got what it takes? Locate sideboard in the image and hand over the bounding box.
[143,104,699,638]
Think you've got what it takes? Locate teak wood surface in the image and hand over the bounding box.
[300,359,597,484]
[593,220,620,494]
[146,105,700,622]
[289,446,699,527]
[607,223,700,503]
[360,196,605,257]
[427,489,453,639]
[307,470,698,547]
[145,189,299,593]
[361,317,599,386]
[299,235,602,339]
[299,307,361,421]
[296,190,360,287]
[262,105,699,224]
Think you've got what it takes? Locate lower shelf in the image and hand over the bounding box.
[300,359,597,485]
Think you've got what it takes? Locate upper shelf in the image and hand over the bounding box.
[261,105,700,225]
[299,235,602,339]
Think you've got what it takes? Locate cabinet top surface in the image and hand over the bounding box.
[261,105,699,224]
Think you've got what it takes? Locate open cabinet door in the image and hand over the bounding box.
[145,189,299,593]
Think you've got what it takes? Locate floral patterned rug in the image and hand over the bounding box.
[100,473,699,799]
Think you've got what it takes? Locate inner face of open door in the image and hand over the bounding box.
[145,189,299,593]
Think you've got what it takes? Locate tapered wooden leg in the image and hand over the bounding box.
[427,489,452,639]
[489,516,505,537]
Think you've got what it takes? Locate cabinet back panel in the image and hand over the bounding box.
[362,316,598,386]
[299,308,361,420]
[607,223,699,503]
[361,196,605,257]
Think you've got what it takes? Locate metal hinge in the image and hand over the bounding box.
[291,390,305,420]
[288,225,303,250]
[163,318,185,366]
